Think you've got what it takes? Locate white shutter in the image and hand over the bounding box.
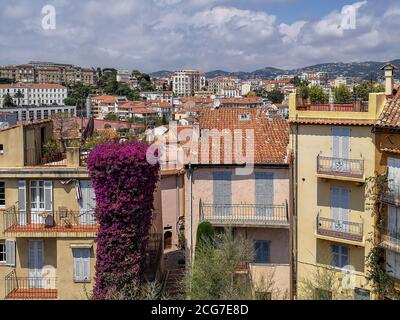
[5,240,15,267]
[388,205,396,234]
[396,253,400,279]
[18,180,27,225]
[74,248,90,281]
[44,181,53,212]
[331,187,340,221]
[83,249,90,280]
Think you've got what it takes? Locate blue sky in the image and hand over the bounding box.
[0,0,399,72]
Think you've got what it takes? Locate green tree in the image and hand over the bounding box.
[185,228,254,300]
[104,113,118,121]
[63,97,77,106]
[309,86,328,104]
[15,90,24,107]
[267,89,285,104]
[334,84,352,103]
[2,93,14,107]
[353,81,385,101]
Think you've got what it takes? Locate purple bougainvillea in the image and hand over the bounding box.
[87,141,159,300]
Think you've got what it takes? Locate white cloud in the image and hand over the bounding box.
[0,0,398,71]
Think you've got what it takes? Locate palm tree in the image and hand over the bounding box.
[15,90,24,107]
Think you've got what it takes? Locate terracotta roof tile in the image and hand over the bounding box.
[192,108,289,164]
[376,90,400,129]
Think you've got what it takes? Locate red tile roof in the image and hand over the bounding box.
[376,90,400,130]
[192,108,289,164]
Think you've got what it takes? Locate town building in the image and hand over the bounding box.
[0,83,67,107]
[184,108,292,299]
[289,83,387,299]
[172,70,206,97]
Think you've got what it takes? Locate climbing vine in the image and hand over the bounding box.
[365,172,400,299]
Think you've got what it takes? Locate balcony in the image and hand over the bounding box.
[5,271,57,299]
[296,102,368,112]
[317,156,364,182]
[3,206,98,237]
[381,187,400,207]
[380,229,400,254]
[199,202,289,228]
[316,215,364,244]
[25,147,88,167]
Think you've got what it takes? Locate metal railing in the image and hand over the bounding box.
[316,215,363,242]
[25,148,67,166]
[297,102,368,112]
[380,229,400,254]
[3,207,97,234]
[5,271,57,299]
[317,155,364,179]
[200,202,289,227]
[381,185,400,206]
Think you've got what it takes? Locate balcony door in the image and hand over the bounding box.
[30,181,52,224]
[29,240,44,288]
[388,205,400,238]
[78,180,96,225]
[332,127,350,173]
[331,187,350,232]
[255,172,274,218]
[213,172,232,216]
[388,158,400,196]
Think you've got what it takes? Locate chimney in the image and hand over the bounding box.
[381,63,398,96]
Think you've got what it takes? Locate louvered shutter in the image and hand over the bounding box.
[386,251,395,276]
[5,240,15,267]
[18,180,27,225]
[255,172,274,217]
[213,172,232,216]
[44,181,52,212]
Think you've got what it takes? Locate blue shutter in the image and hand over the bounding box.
[213,172,232,216]
[254,240,270,263]
[255,172,274,217]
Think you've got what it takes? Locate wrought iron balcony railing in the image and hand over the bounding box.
[381,185,400,207]
[316,215,364,243]
[200,202,289,227]
[5,271,57,299]
[317,155,364,179]
[380,229,400,254]
[3,206,98,235]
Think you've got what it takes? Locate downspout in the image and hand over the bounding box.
[293,118,299,300]
[188,163,193,263]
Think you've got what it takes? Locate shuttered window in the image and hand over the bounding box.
[388,158,400,195]
[255,172,274,216]
[213,171,232,216]
[73,248,91,282]
[386,251,400,280]
[0,181,5,207]
[331,245,349,269]
[5,240,15,267]
[0,241,6,263]
[18,180,27,225]
[254,240,270,264]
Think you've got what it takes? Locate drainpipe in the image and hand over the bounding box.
[188,163,193,264]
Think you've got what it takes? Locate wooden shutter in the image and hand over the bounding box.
[263,241,271,263]
[332,127,350,159]
[44,181,53,212]
[254,241,261,263]
[388,158,400,194]
[341,246,349,267]
[74,248,90,281]
[331,188,340,221]
[213,172,232,216]
[255,172,274,216]
[332,128,340,158]
[18,180,27,225]
[5,240,15,267]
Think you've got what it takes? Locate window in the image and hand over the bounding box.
[354,288,370,300]
[73,248,91,282]
[254,240,270,264]
[0,181,5,207]
[30,180,52,211]
[386,251,400,280]
[0,241,5,263]
[0,144,3,155]
[331,245,349,269]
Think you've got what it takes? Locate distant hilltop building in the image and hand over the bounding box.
[0,62,96,86]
